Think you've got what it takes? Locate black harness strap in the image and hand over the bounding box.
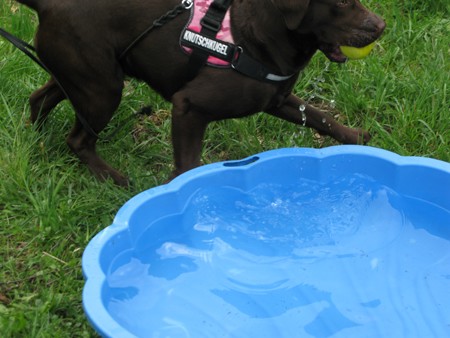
[232,48,294,82]
[119,0,193,60]
[186,0,234,80]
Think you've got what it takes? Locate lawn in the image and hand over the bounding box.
[1,0,449,337]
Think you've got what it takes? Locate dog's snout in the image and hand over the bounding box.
[365,15,386,35]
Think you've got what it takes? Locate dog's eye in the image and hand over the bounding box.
[336,0,351,7]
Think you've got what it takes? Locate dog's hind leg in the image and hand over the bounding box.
[29,77,65,125]
[67,120,129,187]
[64,81,128,186]
[29,13,130,185]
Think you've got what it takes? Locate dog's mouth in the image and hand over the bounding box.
[321,45,348,63]
[319,44,348,63]
[319,34,382,63]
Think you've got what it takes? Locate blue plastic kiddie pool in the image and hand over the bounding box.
[82,146,450,338]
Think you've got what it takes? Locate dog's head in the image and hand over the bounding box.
[272,0,386,62]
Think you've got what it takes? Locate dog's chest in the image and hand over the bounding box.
[180,0,234,67]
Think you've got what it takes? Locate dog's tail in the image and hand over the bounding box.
[15,0,42,11]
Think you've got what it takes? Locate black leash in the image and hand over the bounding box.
[0,0,193,141]
[119,0,193,60]
[0,26,153,141]
[0,28,43,70]
[0,27,105,140]
[2,0,291,141]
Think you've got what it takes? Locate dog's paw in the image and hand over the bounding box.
[93,168,130,188]
[343,128,371,145]
[113,174,131,188]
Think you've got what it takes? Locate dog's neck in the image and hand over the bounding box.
[231,0,317,76]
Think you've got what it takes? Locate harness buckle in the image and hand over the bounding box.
[200,16,222,32]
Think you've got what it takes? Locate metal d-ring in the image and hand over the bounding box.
[231,46,243,70]
[182,0,193,9]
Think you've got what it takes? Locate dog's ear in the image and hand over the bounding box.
[271,0,311,30]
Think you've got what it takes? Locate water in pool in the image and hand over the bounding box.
[105,174,450,337]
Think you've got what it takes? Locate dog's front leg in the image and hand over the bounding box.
[267,94,371,144]
[170,95,210,179]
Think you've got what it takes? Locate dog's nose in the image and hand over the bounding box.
[375,17,386,34]
[364,15,386,35]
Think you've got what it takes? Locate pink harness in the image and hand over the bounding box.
[179,0,293,82]
[181,0,234,67]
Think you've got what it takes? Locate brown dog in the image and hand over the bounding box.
[16,0,385,186]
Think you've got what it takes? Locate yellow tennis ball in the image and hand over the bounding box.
[340,42,376,60]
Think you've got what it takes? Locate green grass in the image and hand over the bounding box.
[1,0,449,336]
